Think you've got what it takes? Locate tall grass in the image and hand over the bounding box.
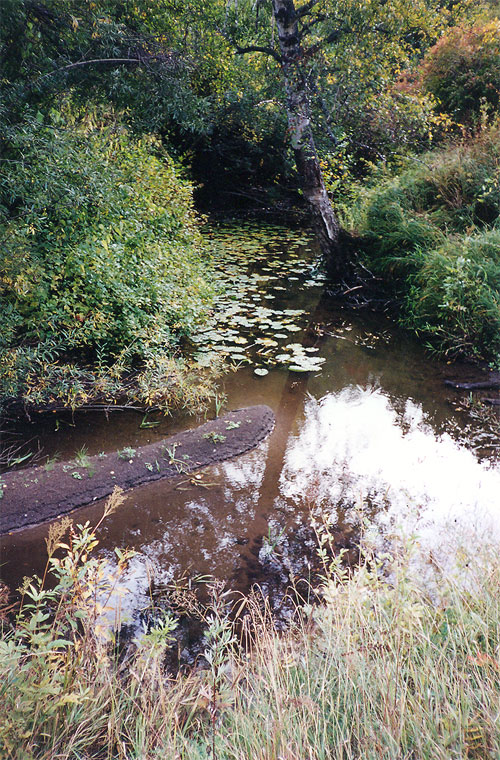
[1,500,500,759]
[346,126,500,363]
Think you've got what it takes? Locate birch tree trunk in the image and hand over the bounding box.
[271,0,347,278]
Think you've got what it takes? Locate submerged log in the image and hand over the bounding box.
[444,373,500,391]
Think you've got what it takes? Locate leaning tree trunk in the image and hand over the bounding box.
[271,0,347,279]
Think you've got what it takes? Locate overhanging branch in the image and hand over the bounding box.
[35,55,164,84]
[296,0,320,18]
[234,44,282,63]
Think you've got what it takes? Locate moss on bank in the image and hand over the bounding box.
[345,126,500,364]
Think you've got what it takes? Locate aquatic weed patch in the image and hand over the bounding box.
[192,223,328,374]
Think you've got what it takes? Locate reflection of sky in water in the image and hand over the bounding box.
[3,380,498,632]
[111,382,500,623]
[100,441,269,626]
[281,387,500,572]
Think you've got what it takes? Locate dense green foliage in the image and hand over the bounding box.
[347,126,500,362]
[0,112,217,410]
[1,0,500,408]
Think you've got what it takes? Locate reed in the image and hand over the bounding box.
[1,497,500,759]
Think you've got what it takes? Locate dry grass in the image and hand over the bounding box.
[1,500,500,759]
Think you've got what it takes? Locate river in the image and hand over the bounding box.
[1,221,499,638]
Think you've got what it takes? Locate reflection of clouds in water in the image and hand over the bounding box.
[281,387,500,567]
[100,444,269,623]
[91,551,155,630]
[219,439,268,515]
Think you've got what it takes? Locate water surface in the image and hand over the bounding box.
[1,223,499,623]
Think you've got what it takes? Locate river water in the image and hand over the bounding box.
[1,222,499,630]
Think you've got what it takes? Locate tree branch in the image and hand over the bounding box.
[304,26,351,57]
[234,44,282,63]
[296,0,320,18]
[300,14,326,39]
[35,56,161,83]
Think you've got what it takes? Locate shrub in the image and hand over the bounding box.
[2,506,500,759]
[0,113,218,411]
[420,20,500,122]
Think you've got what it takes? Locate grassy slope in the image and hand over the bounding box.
[1,503,499,759]
[345,126,500,365]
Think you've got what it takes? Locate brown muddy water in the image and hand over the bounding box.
[1,222,499,642]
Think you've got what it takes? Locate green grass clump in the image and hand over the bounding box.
[348,126,500,362]
[404,230,500,359]
[2,504,500,759]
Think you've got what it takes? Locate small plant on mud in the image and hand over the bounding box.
[74,445,91,468]
[203,431,226,444]
[44,453,60,472]
[73,445,95,477]
[213,392,227,418]
[164,443,188,473]
[117,446,136,460]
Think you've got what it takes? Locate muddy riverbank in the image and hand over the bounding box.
[1,406,274,535]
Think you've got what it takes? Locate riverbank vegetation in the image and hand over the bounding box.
[0,108,219,413]
[337,14,500,366]
[345,123,500,364]
[3,1,500,415]
[1,498,500,759]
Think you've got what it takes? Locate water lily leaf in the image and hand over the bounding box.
[195,352,220,367]
[256,338,278,347]
[254,368,269,376]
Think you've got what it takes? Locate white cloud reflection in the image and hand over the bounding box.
[281,387,500,571]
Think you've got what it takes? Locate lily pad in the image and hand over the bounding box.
[254,368,269,376]
[256,337,279,347]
